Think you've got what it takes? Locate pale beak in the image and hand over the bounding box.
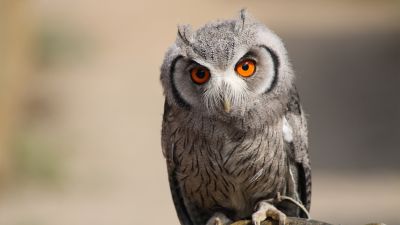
[223,97,231,113]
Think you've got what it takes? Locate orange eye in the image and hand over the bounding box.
[191,66,210,84]
[235,59,256,77]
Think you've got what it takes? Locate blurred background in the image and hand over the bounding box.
[0,0,399,225]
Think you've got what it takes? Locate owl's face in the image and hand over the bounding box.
[161,10,293,119]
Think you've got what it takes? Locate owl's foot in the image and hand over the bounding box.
[252,201,286,225]
[205,212,232,225]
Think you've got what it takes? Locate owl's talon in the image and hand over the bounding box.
[252,201,287,225]
[252,211,266,225]
[205,212,231,225]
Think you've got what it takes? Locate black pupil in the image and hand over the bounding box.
[242,63,249,71]
[196,70,206,78]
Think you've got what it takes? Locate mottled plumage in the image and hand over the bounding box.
[160,10,311,225]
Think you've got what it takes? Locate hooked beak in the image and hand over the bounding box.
[223,97,231,113]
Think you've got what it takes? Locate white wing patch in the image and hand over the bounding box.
[282,116,293,143]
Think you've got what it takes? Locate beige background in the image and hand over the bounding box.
[0,1,399,225]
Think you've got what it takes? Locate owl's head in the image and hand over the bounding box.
[161,10,294,119]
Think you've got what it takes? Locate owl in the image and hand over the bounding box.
[160,9,311,225]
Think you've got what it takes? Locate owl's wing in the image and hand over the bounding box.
[284,87,312,215]
[162,100,194,225]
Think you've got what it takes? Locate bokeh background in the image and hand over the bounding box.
[0,0,399,225]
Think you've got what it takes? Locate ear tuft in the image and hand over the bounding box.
[234,8,250,34]
[177,24,194,47]
[239,8,248,22]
